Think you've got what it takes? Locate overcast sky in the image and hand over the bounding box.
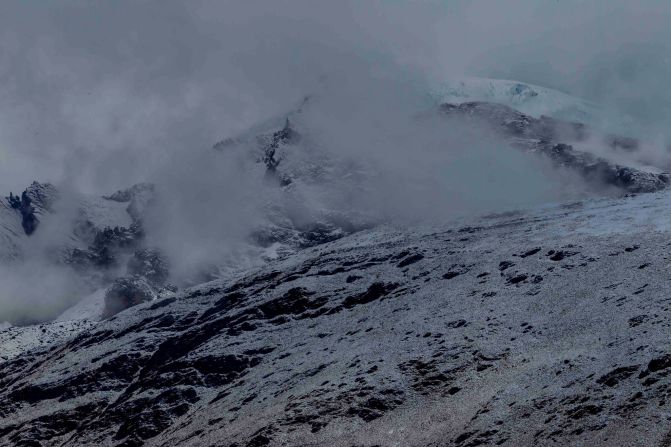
[2,0,671,324]
[0,1,670,194]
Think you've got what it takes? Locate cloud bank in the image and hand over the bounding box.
[1,0,670,323]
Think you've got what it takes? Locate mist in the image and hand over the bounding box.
[1,0,670,323]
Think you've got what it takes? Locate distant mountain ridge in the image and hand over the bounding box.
[432,77,636,135]
[1,85,669,325]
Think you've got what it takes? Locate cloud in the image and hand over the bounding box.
[1,1,670,193]
[0,0,668,323]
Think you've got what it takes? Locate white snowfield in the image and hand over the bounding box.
[0,319,95,363]
[78,197,134,234]
[432,77,632,134]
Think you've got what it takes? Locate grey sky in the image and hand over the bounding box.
[2,0,671,323]
[0,1,670,194]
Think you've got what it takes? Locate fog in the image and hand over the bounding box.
[1,1,670,323]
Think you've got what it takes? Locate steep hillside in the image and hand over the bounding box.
[2,190,671,446]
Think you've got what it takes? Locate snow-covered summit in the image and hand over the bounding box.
[432,77,632,134]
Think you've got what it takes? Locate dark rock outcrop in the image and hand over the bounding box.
[102,276,155,318]
[127,248,170,287]
[440,102,669,193]
[266,119,297,169]
[6,182,57,235]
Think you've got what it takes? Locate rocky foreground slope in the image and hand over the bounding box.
[3,189,671,446]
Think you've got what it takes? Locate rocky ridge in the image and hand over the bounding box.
[440,101,669,193]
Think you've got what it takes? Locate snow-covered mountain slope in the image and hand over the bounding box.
[0,182,162,325]
[215,93,668,248]
[54,289,107,323]
[0,182,145,263]
[439,101,669,193]
[432,78,631,133]
[0,182,58,262]
[0,319,95,364]
[0,288,106,364]
[3,189,671,446]
[212,112,377,256]
[5,91,667,326]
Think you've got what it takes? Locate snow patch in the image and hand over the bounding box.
[432,77,632,134]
